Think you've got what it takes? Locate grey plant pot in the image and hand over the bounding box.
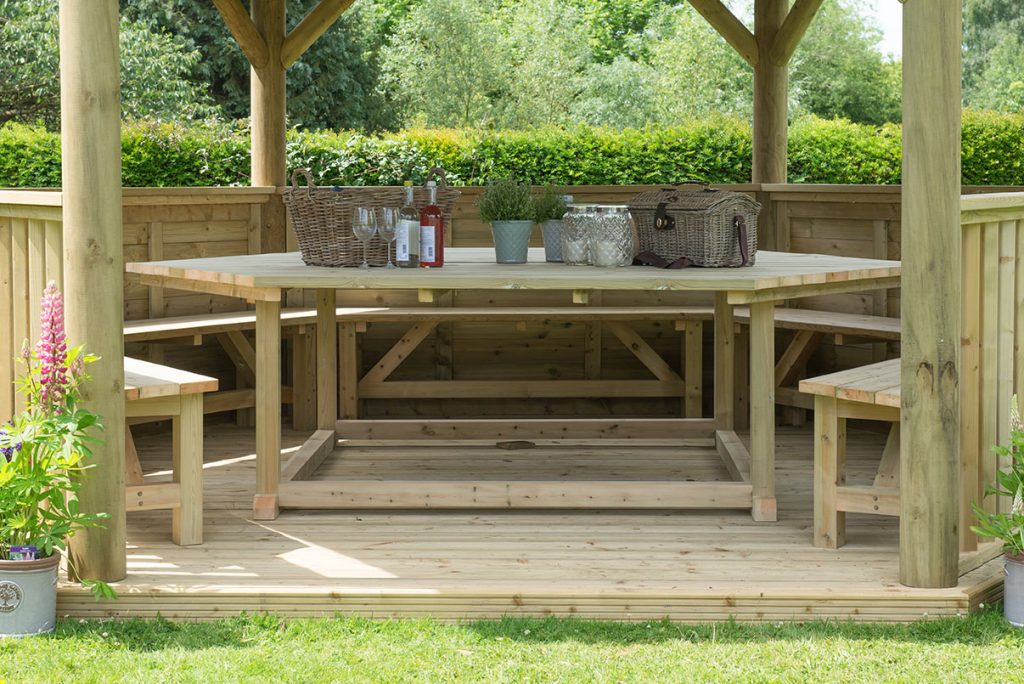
[490,220,534,264]
[540,219,564,262]
[1005,554,1024,627]
[0,553,59,637]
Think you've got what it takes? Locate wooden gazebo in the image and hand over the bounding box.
[22,0,1001,616]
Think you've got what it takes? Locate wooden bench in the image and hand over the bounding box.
[125,303,898,431]
[732,307,900,425]
[126,305,717,422]
[123,357,218,546]
[799,358,900,549]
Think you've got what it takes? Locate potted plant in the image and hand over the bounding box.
[533,187,571,263]
[478,176,535,264]
[972,395,1024,627]
[0,282,113,637]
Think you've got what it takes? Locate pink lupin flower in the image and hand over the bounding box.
[35,281,69,407]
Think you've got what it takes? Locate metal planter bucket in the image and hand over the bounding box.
[490,220,534,264]
[1005,554,1024,627]
[0,553,59,637]
[540,219,564,262]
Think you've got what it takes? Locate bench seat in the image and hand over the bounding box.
[124,357,217,546]
[799,358,901,549]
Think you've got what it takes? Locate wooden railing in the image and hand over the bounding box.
[0,188,275,421]
[960,193,1024,552]
[0,190,64,418]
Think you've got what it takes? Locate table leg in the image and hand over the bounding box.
[316,289,338,431]
[253,298,281,520]
[749,300,777,521]
[714,293,735,430]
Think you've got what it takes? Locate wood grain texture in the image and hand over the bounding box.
[59,0,126,583]
[57,424,1003,623]
[900,0,962,589]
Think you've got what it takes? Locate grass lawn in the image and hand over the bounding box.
[2,608,1024,683]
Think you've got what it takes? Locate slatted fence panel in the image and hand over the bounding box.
[960,193,1024,550]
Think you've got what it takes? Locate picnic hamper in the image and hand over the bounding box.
[628,182,760,268]
[283,167,460,267]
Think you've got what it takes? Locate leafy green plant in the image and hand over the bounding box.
[971,396,1024,557]
[533,186,570,222]
[477,176,534,222]
[0,281,114,599]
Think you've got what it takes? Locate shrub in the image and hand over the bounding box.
[3,111,1024,189]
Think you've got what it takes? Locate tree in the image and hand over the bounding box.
[1,0,215,128]
[789,1,901,125]
[646,5,753,122]
[379,0,504,128]
[964,0,1024,111]
[120,0,395,131]
[499,0,592,128]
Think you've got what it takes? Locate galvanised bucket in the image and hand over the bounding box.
[0,553,59,637]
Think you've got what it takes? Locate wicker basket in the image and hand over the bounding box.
[628,182,760,268]
[283,167,461,267]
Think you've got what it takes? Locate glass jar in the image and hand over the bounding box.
[589,206,634,267]
[561,205,595,266]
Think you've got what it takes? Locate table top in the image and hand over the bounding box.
[126,248,900,301]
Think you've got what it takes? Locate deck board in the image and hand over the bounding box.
[57,425,1002,622]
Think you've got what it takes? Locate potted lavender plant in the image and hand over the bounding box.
[0,282,113,637]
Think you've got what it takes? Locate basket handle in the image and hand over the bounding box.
[290,168,318,198]
[427,166,449,188]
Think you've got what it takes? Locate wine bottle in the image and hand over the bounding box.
[419,180,444,268]
[397,180,420,268]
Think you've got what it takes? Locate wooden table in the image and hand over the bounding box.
[127,248,901,522]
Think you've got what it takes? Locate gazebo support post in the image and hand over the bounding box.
[899,0,962,588]
[59,0,127,582]
[752,0,789,250]
[251,0,288,253]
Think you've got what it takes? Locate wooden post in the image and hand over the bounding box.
[251,0,287,253]
[753,0,789,250]
[59,0,126,582]
[900,0,962,588]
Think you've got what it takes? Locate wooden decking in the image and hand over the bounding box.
[58,424,1002,622]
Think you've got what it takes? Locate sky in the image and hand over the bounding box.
[864,0,903,57]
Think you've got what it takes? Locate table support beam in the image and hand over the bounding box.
[750,300,777,521]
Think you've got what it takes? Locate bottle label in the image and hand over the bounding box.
[421,225,435,262]
[397,219,418,261]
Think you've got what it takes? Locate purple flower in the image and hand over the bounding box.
[35,281,69,407]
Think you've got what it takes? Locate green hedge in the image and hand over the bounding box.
[2,111,1023,188]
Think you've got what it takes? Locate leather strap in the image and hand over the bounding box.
[734,215,750,266]
[633,251,693,269]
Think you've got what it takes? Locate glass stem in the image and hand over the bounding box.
[363,239,369,267]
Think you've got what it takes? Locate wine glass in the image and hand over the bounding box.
[378,208,399,269]
[352,207,377,269]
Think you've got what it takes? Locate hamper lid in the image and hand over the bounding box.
[628,181,759,213]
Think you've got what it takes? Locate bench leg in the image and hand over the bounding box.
[814,395,846,548]
[292,330,317,431]
[339,322,359,420]
[172,393,204,546]
[683,320,703,418]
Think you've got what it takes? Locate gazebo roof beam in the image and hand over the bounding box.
[213,0,270,69]
[281,0,356,69]
[769,0,825,66]
[688,0,758,68]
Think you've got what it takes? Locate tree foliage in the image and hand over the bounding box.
[0,0,215,128]
[964,0,1024,112]
[120,0,395,131]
